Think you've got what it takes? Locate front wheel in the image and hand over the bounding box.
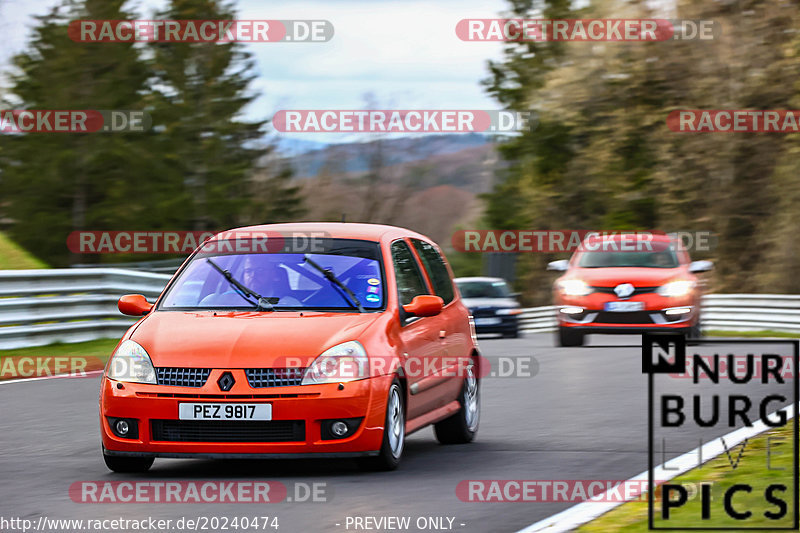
[358,379,405,471]
[434,363,479,444]
[103,452,154,473]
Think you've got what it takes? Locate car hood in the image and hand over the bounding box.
[130,311,380,368]
[569,267,686,287]
[461,297,518,310]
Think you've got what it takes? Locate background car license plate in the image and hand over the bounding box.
[604,301,645,312]
[179,403,271,421]
[474,317,502,326]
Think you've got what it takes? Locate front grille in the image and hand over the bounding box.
[591,286,658,296]
[245,368,305,388]
[594,311,655,325]
[471,308,498,318]
[156,368,211,387]
[151,420,305,442]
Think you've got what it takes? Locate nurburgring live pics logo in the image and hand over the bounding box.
[643,333,799,529]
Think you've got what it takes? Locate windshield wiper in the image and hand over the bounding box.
[304,254,365,313]
[206,258,279,311]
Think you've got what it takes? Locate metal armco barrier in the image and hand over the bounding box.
[0,269,171,349]
[519,294,800,334]
[1,268,799,349]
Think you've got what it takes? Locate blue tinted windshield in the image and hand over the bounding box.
[160,241,384,311]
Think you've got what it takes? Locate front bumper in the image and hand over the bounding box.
[100,371,392,456]
[555,294,699,333]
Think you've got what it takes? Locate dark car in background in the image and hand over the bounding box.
[455,277,522,338]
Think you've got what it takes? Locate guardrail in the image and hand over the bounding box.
[1,268,799,350]
[519,294,800,334]
[0,269,171,349]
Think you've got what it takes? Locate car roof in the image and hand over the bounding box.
[454,277,508,283]
[208,222,431,243]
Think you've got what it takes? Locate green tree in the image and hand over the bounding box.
[148,0,268,232]
[0,0,150,265]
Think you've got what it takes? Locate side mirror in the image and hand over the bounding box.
[688,260,713,273]
[403,295,444,318]
[547,260,569,272]
[118,294,153,316]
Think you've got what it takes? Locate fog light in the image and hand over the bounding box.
[665,307,692,316]
[321,417,363,440]
[331,421,348,437]
[115,420,129,436]
[560,306,584,315]
[107,417,138,439]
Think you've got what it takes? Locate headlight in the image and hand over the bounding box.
[657,280,695,297]
[107,340,157,384]
[301,341,368,385]
[497,308,522,315]
[557,279,592,296]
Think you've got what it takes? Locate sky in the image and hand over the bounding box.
[0,0,508,143]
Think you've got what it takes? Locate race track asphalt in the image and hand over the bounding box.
[0,333,795,533]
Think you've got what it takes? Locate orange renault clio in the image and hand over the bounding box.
[101,223,480,472]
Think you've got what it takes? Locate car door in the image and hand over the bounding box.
[410,238,468,404]
[390,239,443,420]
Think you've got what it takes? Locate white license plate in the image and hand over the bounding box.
[474,317,502,326]
[604,301,645,312]
[179,403,271,421]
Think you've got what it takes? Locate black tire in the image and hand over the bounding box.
[557,326,584,347]
[103,452,154,473]
[689,321,703,339]
[434,362,479,444]
[358,378,405,471]
[502,328,520,339]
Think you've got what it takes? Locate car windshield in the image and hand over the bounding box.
[160,239,385,311]
[457,280,511,298]
[577,245,680,268]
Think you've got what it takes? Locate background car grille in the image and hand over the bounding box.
[470,308,499,318]
[245,368,305,388]
[151,420,305,442]
[594,311,655,324]
[591,286,658,296]
[156,368,211,387]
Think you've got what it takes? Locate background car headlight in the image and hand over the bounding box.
[496,308,522,315]
[657,280,696,297]
[106,340,157,384]
[301,340,368,385]
[557,279,592,296]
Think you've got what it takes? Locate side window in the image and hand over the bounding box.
[391,240,429,306]
[411,239,454,305]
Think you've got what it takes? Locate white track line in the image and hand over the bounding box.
[0,369,103,385]
[518,403,797,533]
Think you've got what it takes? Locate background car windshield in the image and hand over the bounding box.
[457,280,511,298]
[577,248,679,268]
[160,241,384,310]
